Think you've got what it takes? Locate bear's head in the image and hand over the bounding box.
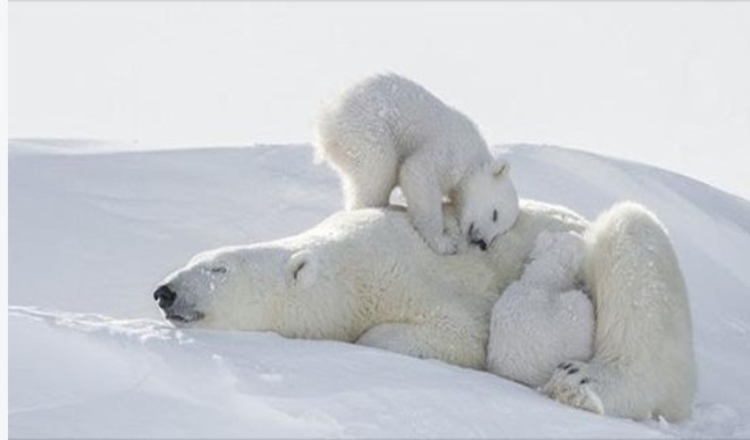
[457,158,520,250]
[154,209,424,339]
[153,241,351,337]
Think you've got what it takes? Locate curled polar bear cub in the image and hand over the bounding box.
[154,200,695,421]
[315,73,519,254]
[487,230,595,389]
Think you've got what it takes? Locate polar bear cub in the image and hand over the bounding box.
[488,230,595,390]
[315,73,519,254]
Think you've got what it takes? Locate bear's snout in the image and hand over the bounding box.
[153,284,177,310]
[468,223,488,251]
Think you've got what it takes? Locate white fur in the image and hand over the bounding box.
[156,200,695,421]
[541,202,696,422]
[487,230,595,388]
[315,73,519,254]
[158,201,583,369]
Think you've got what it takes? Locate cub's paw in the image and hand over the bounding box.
[542,361,605,415]
[427,234,460,255]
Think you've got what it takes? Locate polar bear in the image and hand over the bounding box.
[487,230,595,389]
[154,200,695,421]
[315,73,519,254]
[154,201,582,369]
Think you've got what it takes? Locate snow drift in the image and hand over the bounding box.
[9,139,750,438]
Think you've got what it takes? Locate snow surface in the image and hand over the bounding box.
[9,139,750,438]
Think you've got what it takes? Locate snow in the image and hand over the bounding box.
[9,139,750,438]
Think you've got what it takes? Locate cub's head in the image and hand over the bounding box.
[458,158,519,250]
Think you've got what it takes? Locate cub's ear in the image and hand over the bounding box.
[286,250,318,289]
[491,158,511,178]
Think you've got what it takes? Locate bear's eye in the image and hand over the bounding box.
[492,209,498,222]
[209,266,228,274]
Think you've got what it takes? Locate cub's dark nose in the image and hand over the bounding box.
[467,223,488,251]
[153,285,177,309]
[473,239,488,251]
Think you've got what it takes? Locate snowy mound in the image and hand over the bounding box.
[9,139,750,438]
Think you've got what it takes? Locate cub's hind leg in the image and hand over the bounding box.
[326,138,400,210]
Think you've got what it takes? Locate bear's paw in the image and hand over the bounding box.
[542,361,605,415]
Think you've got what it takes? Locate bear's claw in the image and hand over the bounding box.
[542,360,605,415]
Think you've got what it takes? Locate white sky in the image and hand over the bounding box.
[9,1,750,200]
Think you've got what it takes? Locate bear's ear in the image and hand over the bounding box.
[286,250,318,289]
[491,158,511,178]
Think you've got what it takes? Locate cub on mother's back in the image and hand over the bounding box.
[315,73,519,254]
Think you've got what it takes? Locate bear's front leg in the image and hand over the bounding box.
[356,322,486,369]
[399,155,459,255]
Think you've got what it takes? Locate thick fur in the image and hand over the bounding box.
[156,200,695,421]
[315,73,519,254]
[157,200,583,370]
[542,202,696,421]
[488,230,595,388]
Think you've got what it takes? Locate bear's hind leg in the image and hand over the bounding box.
[338,140,399,210]
[341,172,396,210]
[545,202,696,422]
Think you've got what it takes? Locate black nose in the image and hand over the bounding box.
[471,239,488,251]
[153,285,177,309]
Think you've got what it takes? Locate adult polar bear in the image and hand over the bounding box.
[154,200,695,422]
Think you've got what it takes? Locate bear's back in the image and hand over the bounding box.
[322,73,486,159]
